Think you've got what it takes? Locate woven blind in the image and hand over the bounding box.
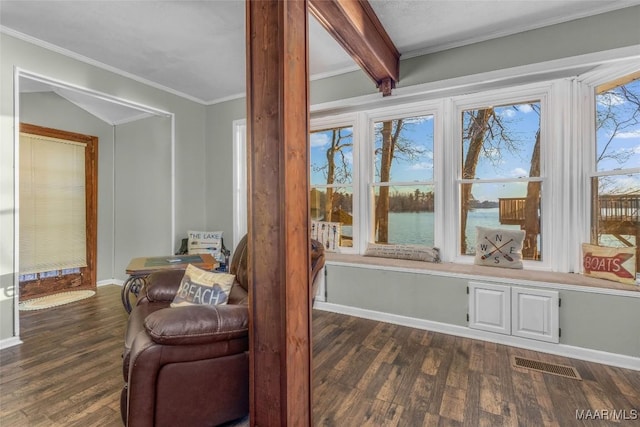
[19,132,87,274]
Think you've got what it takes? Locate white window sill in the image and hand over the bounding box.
[325,253,640,297]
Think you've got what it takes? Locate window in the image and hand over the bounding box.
[591,73,640,267]
[371,115,435,246]
[300,62,640,277]
[458,101,543,261]
[20,132,88,274]
[310,124,354,248]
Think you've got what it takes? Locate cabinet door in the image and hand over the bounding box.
[511,287,559,343]
[468,282,511,335]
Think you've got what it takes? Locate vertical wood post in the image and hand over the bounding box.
[245,1,311,426]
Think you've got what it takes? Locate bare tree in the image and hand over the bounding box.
[313,128,352,221]
[596,84,640,169]
[373,119,428,243]
[460,105,540,256]
[375,120,400,243]
[461,108,494,254]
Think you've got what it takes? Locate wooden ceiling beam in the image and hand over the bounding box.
[309,0,400,96]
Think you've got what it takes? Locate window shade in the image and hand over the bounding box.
[19,132,87,274]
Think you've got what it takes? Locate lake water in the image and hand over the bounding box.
[345,208,521,249]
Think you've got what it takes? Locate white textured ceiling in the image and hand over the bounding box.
[1,0,639,104]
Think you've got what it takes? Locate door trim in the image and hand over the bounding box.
[19,123,98,299]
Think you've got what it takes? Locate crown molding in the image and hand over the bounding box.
[1,26,209,105]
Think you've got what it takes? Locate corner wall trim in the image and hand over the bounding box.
[313,301,640,371]
[0,337,23,350]
[97,279,123,287]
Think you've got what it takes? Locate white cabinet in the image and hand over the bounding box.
[468,282,511,335]
[511,287,559,343]
[468,281,559,343]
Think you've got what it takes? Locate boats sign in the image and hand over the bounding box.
[582,243,636,285]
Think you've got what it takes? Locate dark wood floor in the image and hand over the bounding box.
[312,311,640,427]
[1,285,639,426]
[0,285,128,426]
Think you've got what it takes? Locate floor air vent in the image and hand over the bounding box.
[512,356,582,380]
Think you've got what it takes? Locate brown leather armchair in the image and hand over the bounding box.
[120,235,325,426]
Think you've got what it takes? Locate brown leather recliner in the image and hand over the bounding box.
[120,235,325,426]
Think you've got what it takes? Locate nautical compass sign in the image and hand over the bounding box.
[474,227,525,269]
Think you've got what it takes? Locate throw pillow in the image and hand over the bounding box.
[474,226,525,269]
[582,243,637,285]
[364,243,441,262]
[170,264,235,307]
[187,230,223,258]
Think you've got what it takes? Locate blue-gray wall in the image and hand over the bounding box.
[324,265,640,359]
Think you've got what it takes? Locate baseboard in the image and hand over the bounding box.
[97,279,123,287]
[314,301,640,371]
[3,280,121,351]
[0,336,22,350]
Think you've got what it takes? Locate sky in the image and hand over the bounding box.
[310,127,353,186]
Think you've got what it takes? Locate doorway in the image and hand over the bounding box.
[12,69,175,342]
[18,123,98,301]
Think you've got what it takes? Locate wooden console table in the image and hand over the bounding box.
[121,254,217,313]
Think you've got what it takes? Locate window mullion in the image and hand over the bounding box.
[547,80,572,271]
[441,98,458,262]
[591,168,640,177]
[459,177,544,185]
[373,181,435,187]
[577,79,595,273]
[357,112,371,253]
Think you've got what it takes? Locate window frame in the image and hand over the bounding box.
[449,83,555,269]
[365,101,443,249]
[310,113,361,254]
[579,64,640,275]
